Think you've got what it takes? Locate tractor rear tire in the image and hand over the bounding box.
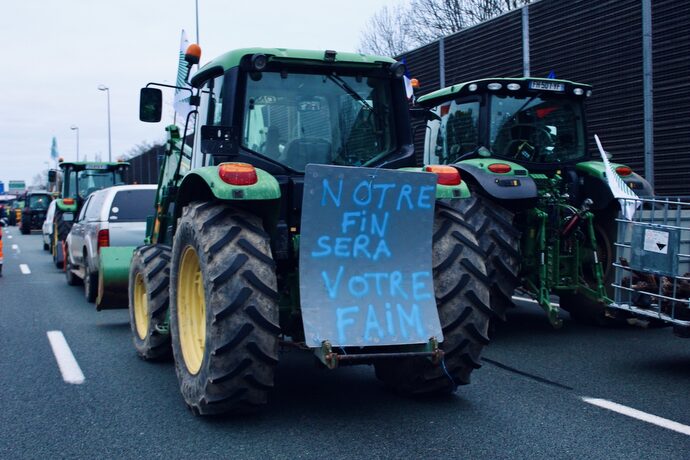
[129,244,172,360]
[52,211,73,269]
[20,216,30,235]
[454,194,521,320]
[374,201,493,395]
[170,202,280,415]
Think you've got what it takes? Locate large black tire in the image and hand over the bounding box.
[170,202,280,415]
[84,257,98,303]
[64,246,82,286]
[20,214,31,235]
[128,244,172,360]
[374,201,493,395]
[455,194,521,320]
[52,210,73,269]
[559,214,618,326]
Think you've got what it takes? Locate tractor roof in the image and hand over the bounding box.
[58,161,129,171]
[417,77,592,107]
[192,48,396,87]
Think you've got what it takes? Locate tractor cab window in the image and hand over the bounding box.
[489,95,585,163]
[430,100,480,164]
[63,169,125,199]
[241,71,396,171]
[28,194,49,210]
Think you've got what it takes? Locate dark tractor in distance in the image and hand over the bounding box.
[20,191,53,235]
[49,161,129,268]
[102,46,495,416]
[418,77,653,325]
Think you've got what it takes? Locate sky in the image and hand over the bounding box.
[0,0,399,187]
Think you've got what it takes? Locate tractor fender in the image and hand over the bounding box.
[97,246,137,310]
[453,162,538,206]
[174,166,282,226]
[55,199,78,213]
[577,161,654,211]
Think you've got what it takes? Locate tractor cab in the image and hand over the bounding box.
[420,78,591,169]
[57,161,129,206]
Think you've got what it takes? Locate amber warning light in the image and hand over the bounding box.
[185,44,202,65]
[424,165,461,186]
[219,163,258,186]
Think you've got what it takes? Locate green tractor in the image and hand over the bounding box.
[19,191,52,235]
[49,161,129,268]
[417,77,653,326]
[102,46,495,415]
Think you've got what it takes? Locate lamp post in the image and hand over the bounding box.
[97,85,112,162]
[70,125,79,162]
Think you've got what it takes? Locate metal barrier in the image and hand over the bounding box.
[610,197,690,336]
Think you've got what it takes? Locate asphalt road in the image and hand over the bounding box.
[1,228,688,459]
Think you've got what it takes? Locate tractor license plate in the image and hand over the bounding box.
[299,165,442,347]
[62,213,74,222]
[529,81,565,92]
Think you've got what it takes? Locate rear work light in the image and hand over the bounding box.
[97,229,110,251]
[424,165,461,186]
[218,163,258,186]
[615,166,632,176]
[488,163,512,174]
[63,198,75,205]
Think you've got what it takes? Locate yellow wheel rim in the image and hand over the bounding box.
[178,245,206,375]
[133,272,148,340]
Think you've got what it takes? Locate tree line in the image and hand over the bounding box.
[359,0,532,56]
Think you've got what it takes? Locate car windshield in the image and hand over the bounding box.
[29,195,50,210]
[489,95,585,163]
[241,71,397,171]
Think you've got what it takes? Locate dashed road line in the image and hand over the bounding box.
[582,397,690,436]
[19,264,31,274]
[46,331,85,385]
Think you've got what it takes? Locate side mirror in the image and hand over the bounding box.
[139,88,163,122]
[48,170,57,183]
[200,125,238,155]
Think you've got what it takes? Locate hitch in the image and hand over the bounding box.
[316,338,443,370]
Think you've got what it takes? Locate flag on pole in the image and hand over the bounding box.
[595,134,640,220]
[400,57,414,99]
[50,136,59,160]
[174,29,192,119]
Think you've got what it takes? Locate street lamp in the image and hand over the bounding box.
[70,125,79,162]
[97,84,112,162]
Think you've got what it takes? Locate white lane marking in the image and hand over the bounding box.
[19,264,31,274]
[582,397,690,436]
[7,235,12,239]
[46,331,85,384]
[11,244,18,250]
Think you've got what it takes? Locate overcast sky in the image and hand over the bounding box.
[0,0,399,187]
